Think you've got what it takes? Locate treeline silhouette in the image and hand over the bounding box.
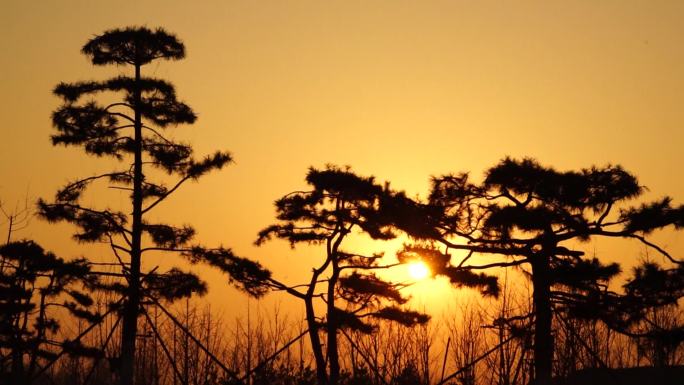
[1,26,683,385]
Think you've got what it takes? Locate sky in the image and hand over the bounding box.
[2,0,684,318]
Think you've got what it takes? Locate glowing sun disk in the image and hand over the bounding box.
[407,261,430,280]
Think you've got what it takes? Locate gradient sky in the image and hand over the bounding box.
[2,0,683,317]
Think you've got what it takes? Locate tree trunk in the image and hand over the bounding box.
[10,347,25,385]
[305,295,327,385]
[499,322,510,385]
[326,262,341,385]
[531,253,553,385]
[120,59,144,385]
[9,279,25,385]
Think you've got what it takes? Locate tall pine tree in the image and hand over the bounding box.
[39,27,269,385]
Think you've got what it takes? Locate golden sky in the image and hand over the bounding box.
[2,1,684,317]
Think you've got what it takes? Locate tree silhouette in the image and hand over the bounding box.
[256,166,430,385]
[39,27,269,385]
[569,260,684,368]
[394,157,684,385]
[0,240,96,385]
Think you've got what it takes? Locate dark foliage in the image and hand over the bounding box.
[82,27,185,66]
[183,246,271,297]
[0,240,97,385]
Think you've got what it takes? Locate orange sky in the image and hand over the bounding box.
[2,1,684,318]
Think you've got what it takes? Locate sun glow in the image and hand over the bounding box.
[407,261,430,280]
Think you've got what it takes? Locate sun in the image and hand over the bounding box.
[407,261,430,280]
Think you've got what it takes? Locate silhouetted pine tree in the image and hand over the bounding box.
[39,27,270,385]
[0,240,96,385]
[256,166,429,385]
[569,261,684,368]
[393,157,684,385]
